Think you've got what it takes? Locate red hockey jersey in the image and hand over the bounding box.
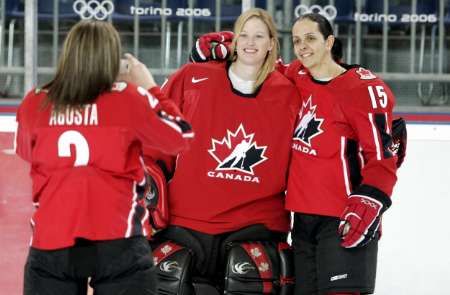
[16,83,190,250]
[159,62,300,234]
[285,61,398,217]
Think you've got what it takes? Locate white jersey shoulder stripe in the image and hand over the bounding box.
[368,113,382,160]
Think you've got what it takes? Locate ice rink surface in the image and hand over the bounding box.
[0,125,32,295]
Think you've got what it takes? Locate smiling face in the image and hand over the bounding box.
[235,17,274,68]
[292,19,334,71]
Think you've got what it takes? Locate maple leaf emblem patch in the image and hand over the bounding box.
[293,96,324,146]
[356,67,376,80]
[208,124,268,175]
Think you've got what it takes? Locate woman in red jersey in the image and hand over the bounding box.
[125,8,300,295]
[285,14,398,295]
[16,20,192,295]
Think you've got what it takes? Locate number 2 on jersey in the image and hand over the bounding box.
[367,85,387,109]
[58,130,90,166]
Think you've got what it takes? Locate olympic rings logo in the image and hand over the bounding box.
[294,4,338,21]
[73,0,115,21]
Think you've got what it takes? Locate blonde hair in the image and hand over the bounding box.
[229,8,279,90]
[44,20,121,111]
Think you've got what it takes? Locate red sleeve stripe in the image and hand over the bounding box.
[368,113,382,160]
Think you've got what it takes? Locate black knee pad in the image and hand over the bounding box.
[152,241,195,295]
[224,241,295,295]
[192,282,221,295]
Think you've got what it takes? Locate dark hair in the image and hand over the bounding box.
[44,20,121,112]
[294,13,334,39]
[332,37,343,63]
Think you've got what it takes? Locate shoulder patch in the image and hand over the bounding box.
[112,82,128,92]
[356,67,376,80]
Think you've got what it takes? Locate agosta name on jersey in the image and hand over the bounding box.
[48,104,98,126]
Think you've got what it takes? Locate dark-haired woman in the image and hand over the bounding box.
[285,13,399,295]
[16,20,192,295]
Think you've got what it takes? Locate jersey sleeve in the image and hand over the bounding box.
[281,59,304,82]
[15,90,37,162]
[338,79,398,205]
[130,84,189,156]
[160,64,189,112]
[140,65,190,179]
[275,58,289,76]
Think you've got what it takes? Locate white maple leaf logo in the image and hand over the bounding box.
[208,124,268,175]
[293,95,324,146]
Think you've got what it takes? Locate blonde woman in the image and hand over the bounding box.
[17,20,192,295]
[125,8,300,295]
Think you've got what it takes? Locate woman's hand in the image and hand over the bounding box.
[117,53,157,89]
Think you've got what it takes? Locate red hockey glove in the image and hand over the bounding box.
[148,87,194,139]
[144,161,170,230]
[391,117,407,168]
[339,186,391,248]
[189,31,234,63]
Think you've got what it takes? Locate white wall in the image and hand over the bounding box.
[377,124,450,294]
